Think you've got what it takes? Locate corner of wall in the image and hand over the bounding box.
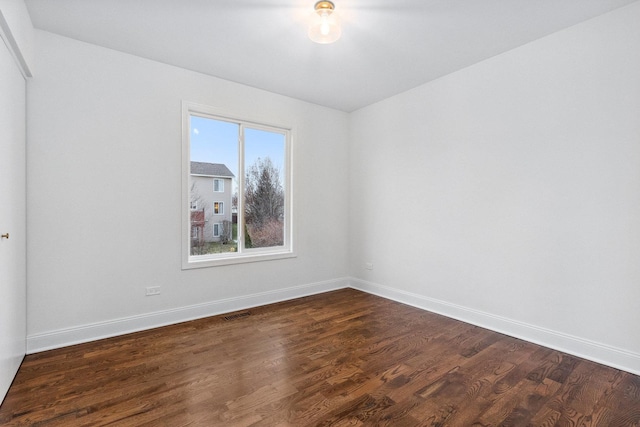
[349,277,640,376]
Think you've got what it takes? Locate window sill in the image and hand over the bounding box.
[182,249,296,269]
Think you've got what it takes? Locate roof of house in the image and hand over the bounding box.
[190,162,235,178]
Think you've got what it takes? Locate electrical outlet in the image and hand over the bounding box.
[365,262,373,270]
[145,286,161,296]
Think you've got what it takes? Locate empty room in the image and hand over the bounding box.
[1,0,639,425]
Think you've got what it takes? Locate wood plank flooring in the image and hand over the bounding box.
[1,288,639,426]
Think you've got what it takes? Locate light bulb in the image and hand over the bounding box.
[320,14,331,36]
[308,1,341,44]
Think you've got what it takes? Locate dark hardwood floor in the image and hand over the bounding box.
[1,288,639,426]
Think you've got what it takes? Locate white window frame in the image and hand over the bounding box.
[213,223,221,237]
[182,102,295,269]
[190,201,198,211]
[213,179,224,192]
[213,201,224,215]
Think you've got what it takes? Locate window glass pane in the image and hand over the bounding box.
[243,127,286,249]
[190,116,238,256]
[184,104,293,268]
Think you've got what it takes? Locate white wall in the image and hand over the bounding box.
[26,30,350,351]
[349,2,640,374]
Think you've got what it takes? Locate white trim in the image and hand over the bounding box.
[213,178,224,192]
[27,278,349,354]
[182,102,192,269]
[187,249,296,268]
[349,278,640,376]
[182,101,295,269]
[213,201,224,215]
[0,11,31,78]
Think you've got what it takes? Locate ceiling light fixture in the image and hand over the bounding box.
[308,1,341,44]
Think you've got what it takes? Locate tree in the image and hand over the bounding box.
[219,220,232,245]
[189,182,206,254]
[232,191,238,212]
[244,157,284,247]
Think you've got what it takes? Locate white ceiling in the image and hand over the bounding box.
[25,0,638,112]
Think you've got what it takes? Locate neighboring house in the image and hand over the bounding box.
[190,162,235,243]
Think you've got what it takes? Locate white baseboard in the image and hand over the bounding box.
[349,277,640,376]
[27,278,349,354]
[27,276,640,376]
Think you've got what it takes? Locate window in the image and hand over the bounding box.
[190,201,198,211]
[182,102,294,268]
